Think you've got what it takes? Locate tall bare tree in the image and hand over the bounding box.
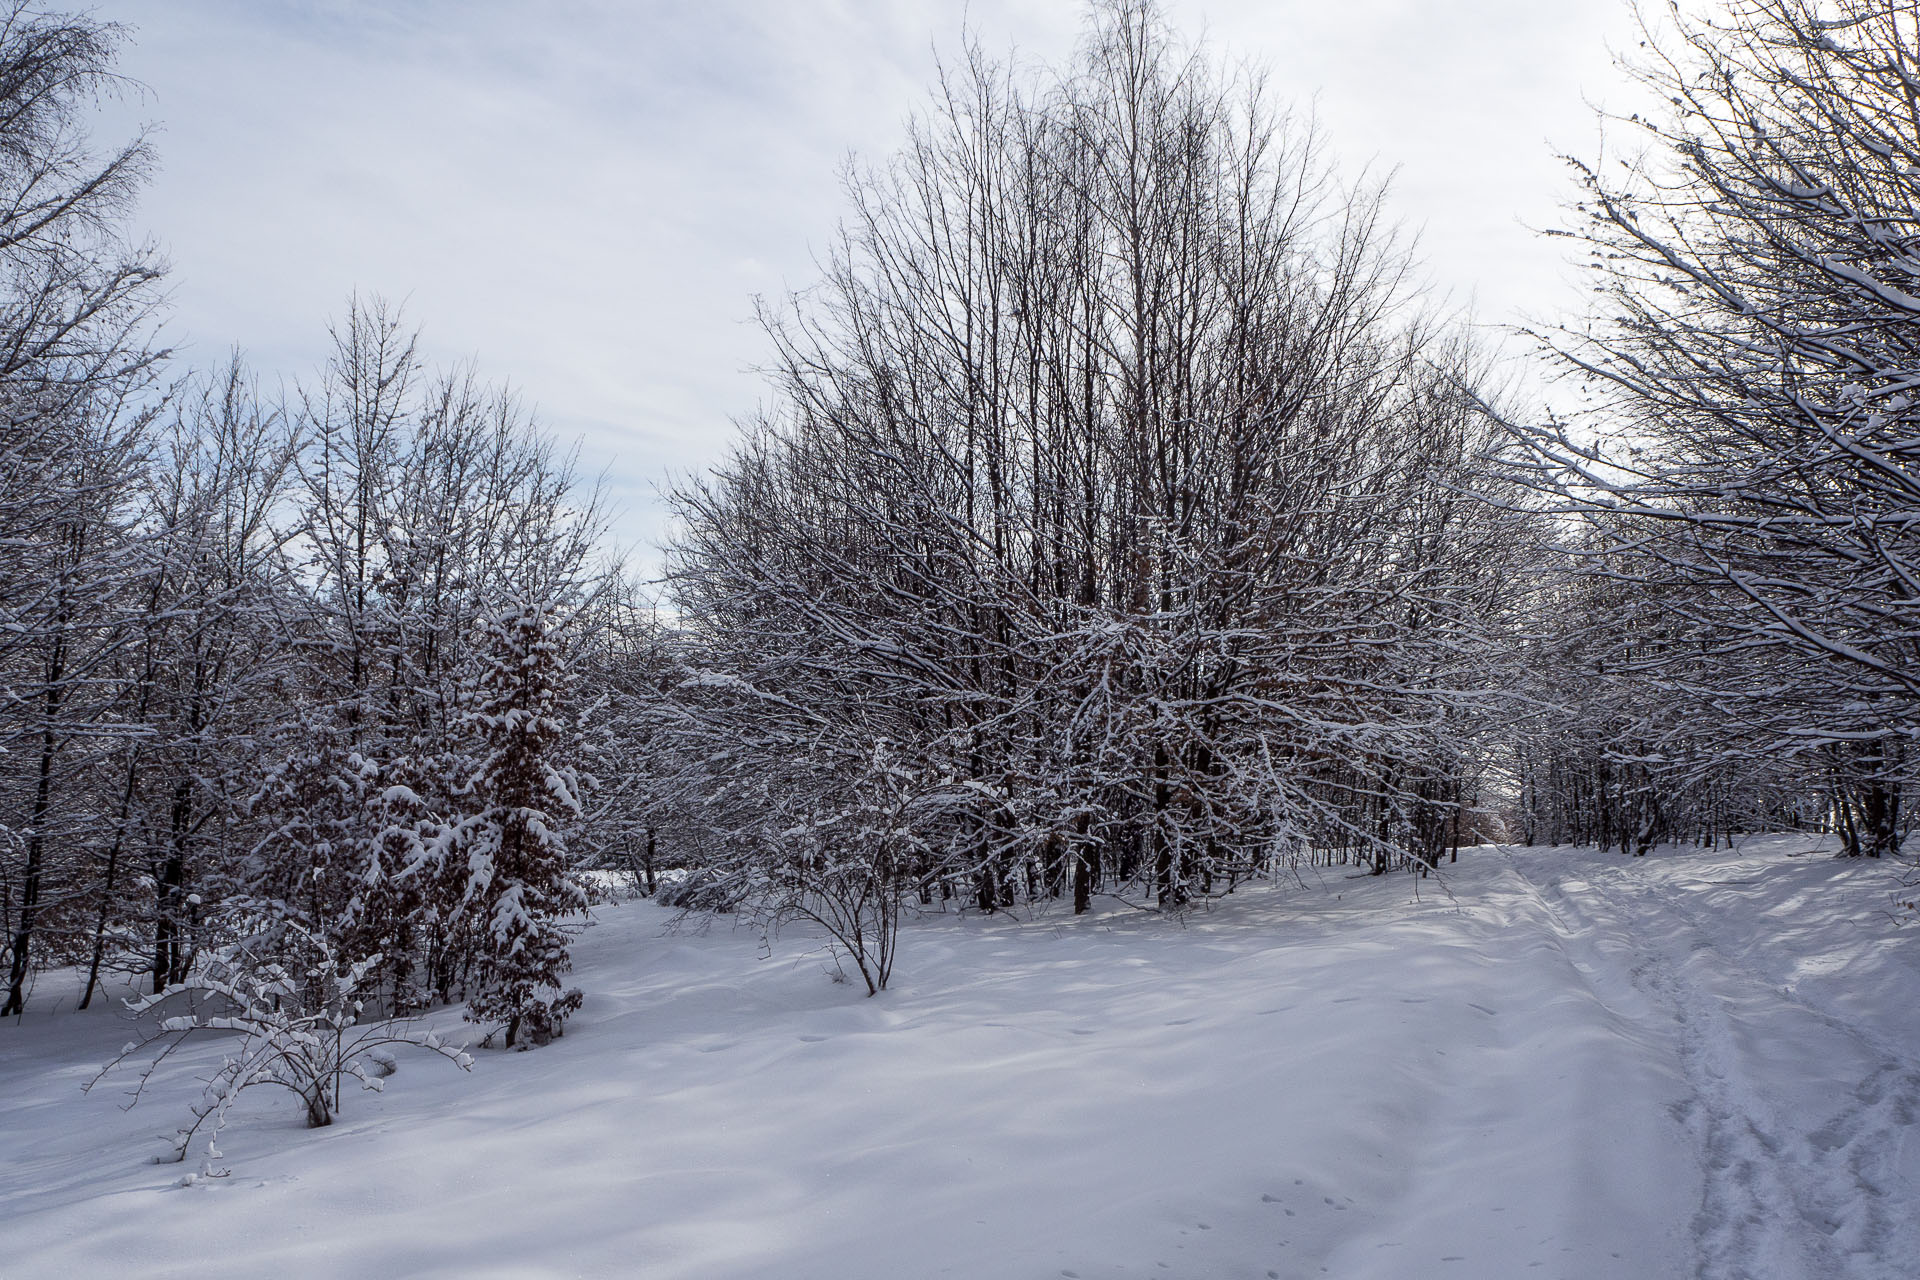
[653,0,1532,988]
[0,1,161,1017]
[1501,0,1920,856]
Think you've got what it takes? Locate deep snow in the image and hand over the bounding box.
[2,837,1915,1279]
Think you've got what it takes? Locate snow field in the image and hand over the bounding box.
[1,836,1915,1279]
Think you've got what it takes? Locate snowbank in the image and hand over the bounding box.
[2,836,1914,1279]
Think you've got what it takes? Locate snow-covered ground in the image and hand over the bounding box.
[2,837,1916,1279]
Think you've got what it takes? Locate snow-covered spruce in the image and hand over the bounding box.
[447,599,589,1048]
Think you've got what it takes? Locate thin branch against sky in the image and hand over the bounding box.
[107,0,1633,560]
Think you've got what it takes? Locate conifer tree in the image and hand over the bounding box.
[455,598,587,1048]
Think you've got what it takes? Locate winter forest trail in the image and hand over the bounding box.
[1492,842,1920,1280]
[0,839,1914,1280]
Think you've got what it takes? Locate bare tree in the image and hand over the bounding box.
[653,0,1532,989]
[0,0,162,1016]
[1499,0,1920,856]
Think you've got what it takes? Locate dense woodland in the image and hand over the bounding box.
[2,0,1915,1073]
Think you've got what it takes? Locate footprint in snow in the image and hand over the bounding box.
[1466,1002,1499,1017]
[796,1034,828,1043]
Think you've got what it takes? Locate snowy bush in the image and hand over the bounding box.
[87,907,472,1173]
[655,867,746,913]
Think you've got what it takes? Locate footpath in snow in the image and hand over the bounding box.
[1,836,1915,1279]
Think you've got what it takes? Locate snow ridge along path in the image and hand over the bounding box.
[0,836,1913,1279]
[1503,840,1920,1280]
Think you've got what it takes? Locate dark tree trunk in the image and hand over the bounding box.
[4,670,64,1018]
[153,775,193,993]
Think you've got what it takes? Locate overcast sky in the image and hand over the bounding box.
[106,0,1638,561]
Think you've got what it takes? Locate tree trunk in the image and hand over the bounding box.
[3,672,64,1018]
